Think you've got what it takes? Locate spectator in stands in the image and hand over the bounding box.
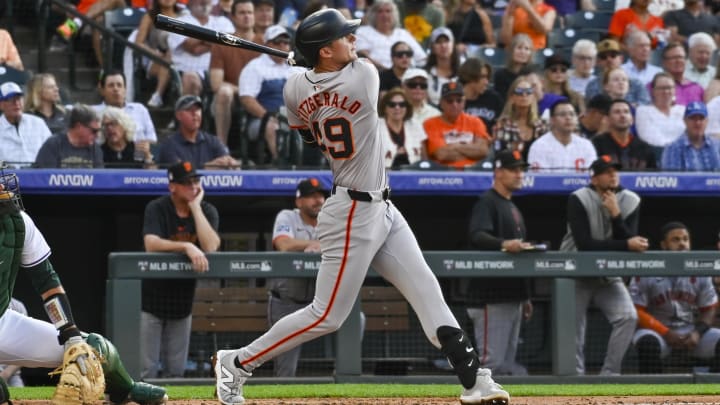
[585,38,650,105]
[523,69,565,117]
[355,0,427,70]
[459,58,503,130]
[34,104,104,168]
[636,72,686,148]
[592,99,657,170]
[684,33,717,89]
[379,41,415,99]
[660,42,704,106]
[25,73,68,136]
[545,0,595,16]
[527,100,597,171]
[209,0,262,146]
[499,0,556,49]
[0,29,23,71]
[402,68,441,129]
[707,96,720,137]
[212,0,233,17]
[398,0,445,48]
[705,59,720,103]
[253,0,275,39]
[424,81,490,168]
[662,101,720,171]
[602,67,646,107]
[157,95,239,168]
[446,0,495,56]
[93,70,158,143]
[0,298,28,387]
[578,94,612,139]
[55,0,128,67]
[379,88,427,168]
[568,40,597,95]
[0,82,52,168]
[425,27,461,106]
[238,25,304,164]
[493,33,534,101]
[141,161,221,378]
[543,54,584,114]
[493,76,549,159]
[167,0,234,96]
[465,149,533,376]
[608,0,666,48]
[622,31,662,86]
[268,178,325,377]
[664,0,720,45]
[135,0,187,108]
[100,106,154,168]
[630,221,720,374]
[561,155,646,375]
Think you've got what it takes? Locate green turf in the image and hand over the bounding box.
[9,384,720,400]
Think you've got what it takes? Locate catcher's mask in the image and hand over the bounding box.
[0,163,23,214]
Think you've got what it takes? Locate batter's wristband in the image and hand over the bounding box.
[695,321,710,336]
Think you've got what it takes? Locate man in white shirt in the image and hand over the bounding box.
[527,100,597,171]
[167,0,234,96]
[684,32,717,88]
[92,70,157,143]
[621,31,663,86]
[0,82,52,168]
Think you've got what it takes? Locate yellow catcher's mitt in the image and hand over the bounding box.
[50,339,106,405]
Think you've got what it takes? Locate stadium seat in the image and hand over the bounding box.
[594,0,616,11]
[471,46,507,70]
[532,47,557,67]
[564,10,613,31]
[547,28,601,49]
[104,7,146,71]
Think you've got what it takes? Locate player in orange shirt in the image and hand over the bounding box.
[423,81,491,168]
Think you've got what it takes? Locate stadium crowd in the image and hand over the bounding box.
[0,0,720,170]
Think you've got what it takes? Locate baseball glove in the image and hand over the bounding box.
[50,339,106,405]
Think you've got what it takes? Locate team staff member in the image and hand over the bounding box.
[0,167,167,405]
[213,9,509,405]
[466,150,533,376]
[268,178,324,377]
[630,222,720,373]
[424,81,490,169]
[560,155,648,375]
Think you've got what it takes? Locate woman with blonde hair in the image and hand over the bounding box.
[543,54,585,113]
[100,106,154,168]
[25,73,68,136]
[493,75,549,159]
[492,33,534,101]
[378,87,427,168]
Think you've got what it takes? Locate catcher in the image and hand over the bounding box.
[0,164,167,405]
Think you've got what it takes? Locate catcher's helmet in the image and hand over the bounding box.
[295,8,361,67]
[0,163,23,215]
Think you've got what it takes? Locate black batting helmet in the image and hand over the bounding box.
[295,8,360,67]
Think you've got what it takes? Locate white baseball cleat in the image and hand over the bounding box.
[460,368,510,404]
[213,349,251,405]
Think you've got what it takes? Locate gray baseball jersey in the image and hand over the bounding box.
[269,208,317,302]
[629,276,718,328]
[284,59,388,191]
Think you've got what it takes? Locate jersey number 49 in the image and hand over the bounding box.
[311,117,355,160]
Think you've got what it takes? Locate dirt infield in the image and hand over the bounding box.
[12,397,720,405]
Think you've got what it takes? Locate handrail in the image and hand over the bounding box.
[39,0,177,90]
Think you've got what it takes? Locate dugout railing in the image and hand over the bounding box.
[107,251,720,383]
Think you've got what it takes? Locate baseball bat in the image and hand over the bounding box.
[154,14,296,64]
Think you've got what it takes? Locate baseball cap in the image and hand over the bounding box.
[430,27,454,44]
[440,81,464,99]
[544,54,570,70]
[174,95,202,111]
[264,24,290,43]
[596,38,621,55]
[589,155,622,176]
[494,149,529,169]
[0,82,23,100]
[296,177,327,198]
[684,101,708,118]
[401,68,429,83]
[168,161,202,183]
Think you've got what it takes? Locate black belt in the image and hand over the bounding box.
[331,185,390,202]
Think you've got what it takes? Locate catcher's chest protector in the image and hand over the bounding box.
[0,212,25,314]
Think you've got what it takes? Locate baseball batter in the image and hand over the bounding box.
[629,222,720,373]
[214,8,509,405]
[0,168,167,405]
